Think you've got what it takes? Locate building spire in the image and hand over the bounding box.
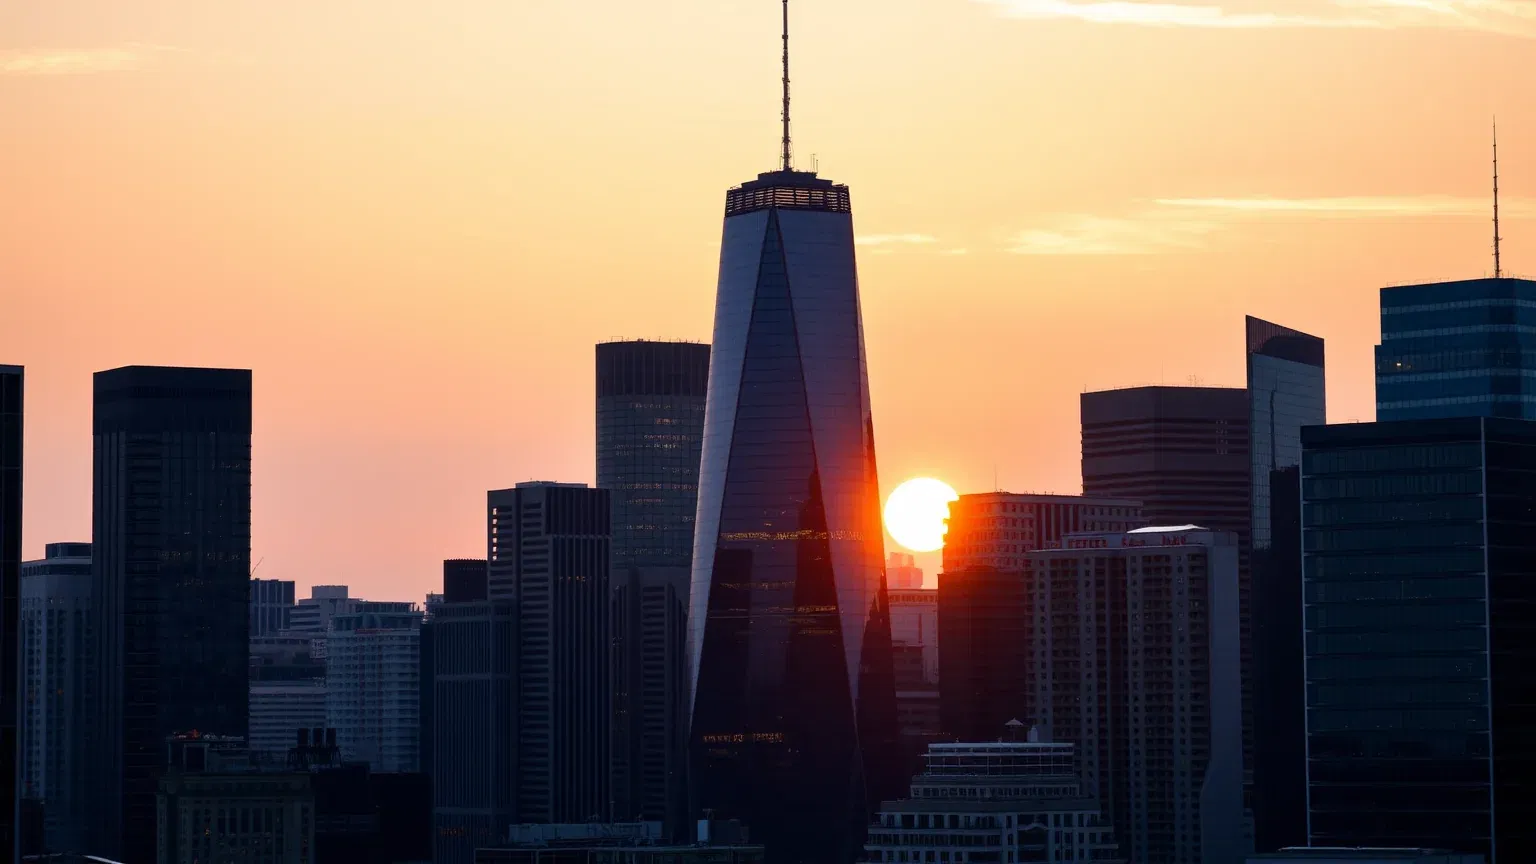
[1494,117,1502,279]
[780,0,793,172]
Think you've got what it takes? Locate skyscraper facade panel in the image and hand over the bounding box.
[689,171,896,864]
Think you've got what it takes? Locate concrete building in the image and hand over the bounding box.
[865,730,1124,864]
[886,552,923,590]
[250,578,296,638]
[157,733,313,864]
[249,681,328,764]
[611,566,689,836]
[289,585,357,635]
[942,492,1143,572]
[326,608,423,773]
[89,366,252,863]
[19,542,93,853]
[488,482,611,823]
[889,584,940,765]
[1025,527,1244,864]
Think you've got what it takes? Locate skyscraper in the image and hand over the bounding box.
[612,566,689,834]
[0,365,20,861]
[487,482,611,823]
[686,7,897,860]
[442,558,488,603]
[327,607,423,773]
[1245,316,1324,853]
[942,492,1144,572]
[596,340,710,570]
[936,567,1029,744]
[1026,527,1245,864]
[251,577,296,638]
[20,542,93,853]
[1301,417,1536,862]
[89,365,252,862]
[1376,277,1536,421]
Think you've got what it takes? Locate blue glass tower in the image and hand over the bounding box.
[1376,277,1536,421]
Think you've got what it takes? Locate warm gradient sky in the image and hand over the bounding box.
[4,0,1533,597]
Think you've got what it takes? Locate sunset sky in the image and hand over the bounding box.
[3,0,1532,597]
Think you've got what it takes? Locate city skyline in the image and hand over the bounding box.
[6,1,1536,601]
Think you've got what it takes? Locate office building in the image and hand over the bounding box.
[249,681,328,764]
[442,559,487,604]
[89,365,252,862]
[326,607,423,773]
[475,823,765,864]
[1301,418,1536,862]
[0,365,20,859]
[890,583,937,685]
[157,733,314,864]
[687,54,899,860]
[1250,852,1484,864]
[889,583,939,760]
[250,633,325,683]
[937,568,1030,745]
[251,578,296,638]
[1375,277,1536,421]
[942,492,1144,572]
[612,566,689,834]
[865,730,1124,864]
[430,599,516,864]
[1026,527,1244,864]
[886,552,922,590]
[595,339,710,571]
[20,543,93,853]
[1252,466,1305,853]
[488,482,611,823]
[289,585,358,635]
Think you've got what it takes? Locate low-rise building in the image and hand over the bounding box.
[474,822,763,864]
[156,733,314,864]
[1249,850,1485,864]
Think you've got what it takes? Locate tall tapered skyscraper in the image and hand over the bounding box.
[687,5,897,861]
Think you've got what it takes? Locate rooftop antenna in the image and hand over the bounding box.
[1494,117,1503,278]
[780,0,793,172]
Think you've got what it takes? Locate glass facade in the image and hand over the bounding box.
[88,366,253,863]
[690,171,897,864]
[1376,277,1536,421]
[1301,417,1536,862]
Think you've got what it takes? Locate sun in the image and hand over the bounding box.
[883,477,959,553]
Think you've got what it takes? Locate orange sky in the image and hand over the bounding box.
[3,0,1533,597]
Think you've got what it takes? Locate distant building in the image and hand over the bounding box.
[942,492,1144,572]
[886,552,923,589]
[19,542,93,853]
[611,566,689,836]
[250,633,325,683]
[1026,527,1244,864]
[865,730,1124,864]
[1375,277,1536,421]
[0,365,19,860]
[89,366,252,863]
[889,585,939,765]
[488,482,611,823]
[1250,851,1485,864]
[1252,466,1305,854]
[326,608,423,773]
[442,559,488,604]
[1302,418,1536,862]
[290,585,357,635]
[475,822,764,864]
[251,578,296,638]
[156,733,314,864]
[430,599,516,864]
[249,681,328,764]
[291,733,432,864]
[937,568,1029,745]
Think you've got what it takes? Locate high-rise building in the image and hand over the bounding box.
[1246,317,1326,553]
[885,552,923,590]
[612,566,689,834]
[249,681,328,764]
[251,578,296,638]
[158,733,314,864]
[289,585,356,635]
[942,492,1144,572]
[88,365,252,862]
[0,365,21,860]
[889,583,938,745]
[936,568,1030,744]
[686,17,898,858]
[430,599,516,864]
[864,730,1125,864]
[1026,527,1245,864]
[442,559,488,604]
[596,340,710,571]
[20,542,93,853]
[326,608,423,773]
[1375,277,1536,421]
[1251,467,1306,854]
[488,482,611,823]
[1301,417,1536,862]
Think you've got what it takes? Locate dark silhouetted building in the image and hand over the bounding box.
[687,162,898,864]
[1376,277,1536,421]
[612,566,689,836]
[1252,467,1306,853]
[937,568,1030,745]
[1302,418,1536,863]
[89,365,252,863]
[250,578,296,638]
[0,364,21,861]
[157,733,314,864]
[1026,527,1245,864]
[430,599,516,864]
[1247,316,1325,849]
[889,584,939,771]
[21,543,94,854]
[488,482,611,823]
[475,822,764,864]
[443,559,488,604]
[942,492,1144,572]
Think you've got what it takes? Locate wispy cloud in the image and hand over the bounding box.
[1159,194,1536,218]
[976,0,1536,36]
[1007,214,1220,255]
[0,43,186,76]
[856,234,940,247]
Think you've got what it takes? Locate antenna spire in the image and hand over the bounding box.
[1493,117,1502,279]
[780,0,793,172]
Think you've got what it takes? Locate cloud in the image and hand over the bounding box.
[856,234,940,246]
[1006,213,1220,255]
[975,0,1536,36]
[0,43,185,76]
[1158,194,1536,218]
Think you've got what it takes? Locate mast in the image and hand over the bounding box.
[780,0,793,172]
[1494,117,1502,278]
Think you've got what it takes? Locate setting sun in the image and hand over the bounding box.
[883,478,959,553]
